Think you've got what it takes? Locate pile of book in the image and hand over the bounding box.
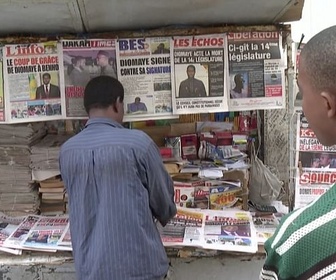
[0,123,47,216]
[38,176,66,215]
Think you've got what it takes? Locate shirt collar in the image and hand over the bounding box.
[85,117,124,129]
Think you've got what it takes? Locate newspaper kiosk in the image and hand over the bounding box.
[0,0,304,279]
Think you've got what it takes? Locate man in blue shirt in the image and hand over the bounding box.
[60,76,176,280]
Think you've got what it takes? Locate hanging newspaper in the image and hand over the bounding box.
[293,42,305,110]
[227,32,285,111]
[294,112,336,208]
[0,49,4,122]
[61,39,117,118]
[116,37,175,122]
[171,34,229,114]
[3,42,64,123]
[202,209,258,253]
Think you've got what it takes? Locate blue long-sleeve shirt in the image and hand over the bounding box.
[59,118,176,280]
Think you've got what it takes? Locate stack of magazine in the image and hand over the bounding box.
[0,123,46,215]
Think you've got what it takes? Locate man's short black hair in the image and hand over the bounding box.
[234,73,242,83]
[187,65,195,71]
[300,25,336,92]
[43,73,51,79]
[84,76,124,114]
[97,50,109,57]
[73,56,85,64]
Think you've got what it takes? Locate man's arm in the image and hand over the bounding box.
[54,85,61,98]
[36,86,42,99]
[178,80,187,98]
[199,80,207,97]
[139,140,177,226]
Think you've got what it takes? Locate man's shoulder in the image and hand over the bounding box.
[60,128,153,152]
[194,78,205,85]
[50,84,59,89]
[60,134,80,153]
[127,129,153,145]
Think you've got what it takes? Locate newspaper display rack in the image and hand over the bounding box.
[294,112,336,208]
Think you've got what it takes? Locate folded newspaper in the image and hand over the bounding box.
[157,207,258,253]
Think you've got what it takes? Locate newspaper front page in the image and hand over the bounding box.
[202,209,257,253]
[295,112,336,208]
[116,37,175,122]
[158,207,204,248]
[171,34,229,114]
[22,216,70,251]
[61,39,117,118]
[3,42,64,123]
[227,31,286,111]
[158,208,257,253]
[3,215,40,249]
[0,50,5,122]
[0,212,25,255]
[57,222,71,248]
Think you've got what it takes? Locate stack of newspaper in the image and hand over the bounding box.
[0,123,47,215]
[0,212,71,255]
[30,134,72,181]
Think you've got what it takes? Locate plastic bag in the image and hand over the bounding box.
[249,145,283,205]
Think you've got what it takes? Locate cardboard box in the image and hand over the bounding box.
[170,123,196,136]
[138,125,171,146]
[181,133,198,160]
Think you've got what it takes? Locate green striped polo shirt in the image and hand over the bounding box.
[260,184,336,280]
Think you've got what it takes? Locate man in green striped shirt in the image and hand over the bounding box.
[260,25,336,280]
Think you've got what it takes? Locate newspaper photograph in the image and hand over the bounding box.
[227,32,286,111]
[0,212,25,255]
[202,209,258,253]
[295,112,336,208]
[158,207,204,248]
[22,216,69,251]
[116,37,174,122]
[61,39,117,118]
[0,50,5,122]
[3,42,64,123]
[171,34,229,114]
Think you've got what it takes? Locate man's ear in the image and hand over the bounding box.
[321,91,336,118]
[113,97,123,113]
